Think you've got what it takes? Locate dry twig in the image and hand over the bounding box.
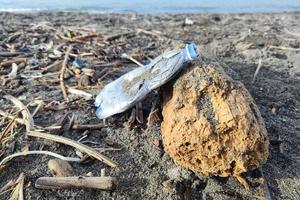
[27,131,117,167]
[60,46,72,100]
[45,123,104,131]
[68,88,93,100]
[0,150,80,167]
[0,180,15,196]
[121,53,143,67]
[0,58,27,68]
[105,31,135,41]
[0,110,24,125]
[269,45,300,51]
[0,115,17,143]
[252,58,262,83]
[42,60,63,73]
[10,173,25,200]
[4,95,34,131]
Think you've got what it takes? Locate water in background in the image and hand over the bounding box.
[0,0,300,13]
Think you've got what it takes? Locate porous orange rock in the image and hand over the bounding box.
[161,64,269,177]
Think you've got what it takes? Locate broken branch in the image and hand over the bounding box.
[60,46,72,100]
[35,176,117,190]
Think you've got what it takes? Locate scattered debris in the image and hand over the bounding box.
[0,12,298,199]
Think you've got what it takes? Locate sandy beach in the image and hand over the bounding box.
[0,12,299,199]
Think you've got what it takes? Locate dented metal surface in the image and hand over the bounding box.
[95,43,199,119]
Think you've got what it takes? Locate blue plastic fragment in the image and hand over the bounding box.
[72,59,85,68]
[29,58,39,66]
[143,60,151,65]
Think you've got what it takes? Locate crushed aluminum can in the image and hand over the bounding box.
[95,43,199,119]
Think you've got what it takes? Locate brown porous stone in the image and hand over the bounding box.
[161,64,269,177]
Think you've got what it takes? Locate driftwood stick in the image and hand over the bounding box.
[60,46,72,100]
[35,176,117,190]
[27,131,117,167]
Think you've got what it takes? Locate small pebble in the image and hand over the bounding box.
[48,159,74,177]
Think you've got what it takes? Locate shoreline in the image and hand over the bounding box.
[0,10,300,15]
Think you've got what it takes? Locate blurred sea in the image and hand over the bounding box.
[0,0,300,13]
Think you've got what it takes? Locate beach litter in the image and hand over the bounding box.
[184,18,194,25]
[95,43,199,119]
